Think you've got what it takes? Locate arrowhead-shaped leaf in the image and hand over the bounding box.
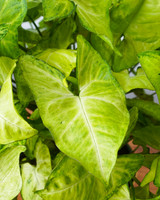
[0,64,37,144]
[0,145,26,200]
[139,51,160,102]
[20,35,129,183]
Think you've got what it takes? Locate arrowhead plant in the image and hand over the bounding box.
[0,0,160,199]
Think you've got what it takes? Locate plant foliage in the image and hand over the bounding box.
[0,0,160,199]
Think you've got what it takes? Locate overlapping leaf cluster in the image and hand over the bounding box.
[0,0,160,199]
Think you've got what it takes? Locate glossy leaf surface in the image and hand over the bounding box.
[20,35,129,183]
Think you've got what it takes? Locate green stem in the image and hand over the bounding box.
[66,76,78,86]
[27,15,42,37]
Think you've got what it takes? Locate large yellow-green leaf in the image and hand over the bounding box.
[139,51,160,102]
[0,145,26,200]
[0,65,37,144]
[37,152,106,200]
[43,0,75,22]
[37,49,76,77]
[0,56,16,85]
[112,68,154,93]
[110,0,160,71]
[20,35,129,184]
[21,139,52,200]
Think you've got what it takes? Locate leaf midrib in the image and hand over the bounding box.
[78,97,103,176]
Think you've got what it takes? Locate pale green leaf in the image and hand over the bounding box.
[37,49,76,77]
[139,51,160,102]
[127,99,160,121]
[108,184,131,200]
[125,0,160,53]
[133,126,160,150]
[43,0,75,22]
[106,154,144,198]
[21,139,52,200]
[112,68,154,93]
[0,56,16,85]
[20,35,129,184]
[0,145,26,200]
[73,0,113,48]
[37,152,106,200]
[0,65,37,144]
